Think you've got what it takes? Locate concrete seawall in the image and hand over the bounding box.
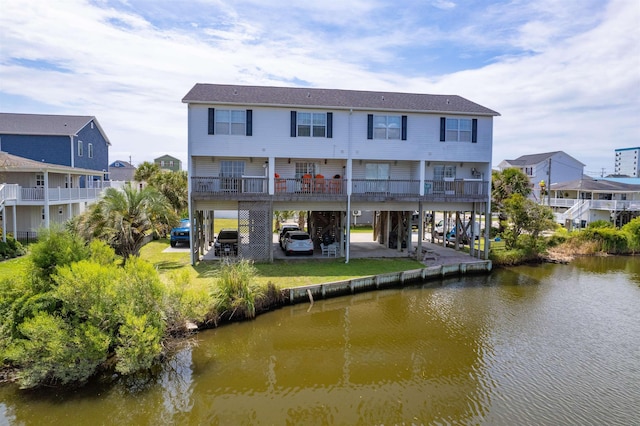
[285,260,492,304]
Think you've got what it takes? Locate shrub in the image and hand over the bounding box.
[0,231,171,388]
[211,259,265,321]
[490,247,537,266]
[28,228,90,288]
[622,217,640,253]
[7,312,110,388]
[578,227,629,254]
[0,237,26,259]
[588,220,614,229]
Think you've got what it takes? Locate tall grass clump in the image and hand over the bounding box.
[210,259,266,322]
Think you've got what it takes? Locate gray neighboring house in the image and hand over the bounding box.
[498,151,585,201]
[109,160,136,182]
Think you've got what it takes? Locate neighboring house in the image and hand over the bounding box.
[109,160,136,182]
[0,151,109,241]
[154,155,182,172]
[548,176,640,228]
[613,147,640,177]
[0,113,110,185]
[498,151,585,201]
[183,83,500,263]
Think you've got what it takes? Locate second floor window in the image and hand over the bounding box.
[373,115,401,139]
[88,143,93,158]
[297,113,326,137]
[208,108,252,136]
[440,117,477,142]
[290,111,332,138]
[446,119,472,141]
[78,141,83,156]
[36,173,45,187]
[367,114,407,140]
[215,110,246,135]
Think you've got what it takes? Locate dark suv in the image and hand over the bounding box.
[214,229,239,256]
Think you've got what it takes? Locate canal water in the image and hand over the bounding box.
[1,257,639,425]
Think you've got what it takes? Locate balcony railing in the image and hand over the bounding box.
[0,184,104,204]
[191,177,487,200]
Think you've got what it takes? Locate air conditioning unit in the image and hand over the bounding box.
[352,210,362,216]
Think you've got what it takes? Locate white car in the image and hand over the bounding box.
[434,220,444,235]
[283,231,314,256]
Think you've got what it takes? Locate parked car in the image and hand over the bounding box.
[214,228,239,256]
[283,231,314,256]
[279,223,300,249]
[170,219,190,247]
[434,220,445,235]
[446,222,481,243]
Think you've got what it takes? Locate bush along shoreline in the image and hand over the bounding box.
[490,218,640,266]
[0,229,284,389]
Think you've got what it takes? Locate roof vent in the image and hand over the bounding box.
[446,99,450,104]
[233,89,238,95]
[381,95,385,101]
[307,92,311,98]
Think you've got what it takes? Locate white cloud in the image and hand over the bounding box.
[0,0,638,175]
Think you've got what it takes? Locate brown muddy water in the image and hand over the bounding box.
[1,256,639,425]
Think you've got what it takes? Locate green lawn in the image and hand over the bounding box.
[0,221,425,289]
[141,239,423,288]
[0,255,29,280]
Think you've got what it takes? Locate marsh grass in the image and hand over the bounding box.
[211,259,264,321]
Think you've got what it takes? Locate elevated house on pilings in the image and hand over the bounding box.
[182,83,499,264]
[549,176,640,228]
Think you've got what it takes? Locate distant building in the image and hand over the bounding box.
[109,160,136,181]
[498,151,585,201]
[0,113,110,184]
[614,147,640,177]
[154,155,181,172]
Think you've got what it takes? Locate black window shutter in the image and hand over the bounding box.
[401,115,407,140]
[367,114,373,139]
[208,108,215,135]
[327,112,333,138]
[439,117,446,142]
[290,111,297,137]
[472,118,477,143]
[246,110,252,136]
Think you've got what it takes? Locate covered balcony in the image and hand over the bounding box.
[191,176,487,202]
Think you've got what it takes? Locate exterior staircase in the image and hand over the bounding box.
[557,199,589,224]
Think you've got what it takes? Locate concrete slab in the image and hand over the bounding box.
[200,230,484,266]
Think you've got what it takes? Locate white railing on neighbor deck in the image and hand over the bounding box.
[0,183,105,203]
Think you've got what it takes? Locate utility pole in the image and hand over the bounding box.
[547,158,551,206]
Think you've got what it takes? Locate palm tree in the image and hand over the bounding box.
[134,161,160,182]
[148,170,188,215]
[75,184,177,261]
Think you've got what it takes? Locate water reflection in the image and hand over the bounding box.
[1,257,639,425]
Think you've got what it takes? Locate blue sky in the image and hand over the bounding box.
[1,0,638,177]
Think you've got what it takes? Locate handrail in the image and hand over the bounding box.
[191,176,487,198]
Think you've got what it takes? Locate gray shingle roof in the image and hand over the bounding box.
[502,151,585,167]
[0,113,111,144]
[182,84,500,116]
[506,151,562,166]
[0,151,102,175]
[550,176,640,192]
